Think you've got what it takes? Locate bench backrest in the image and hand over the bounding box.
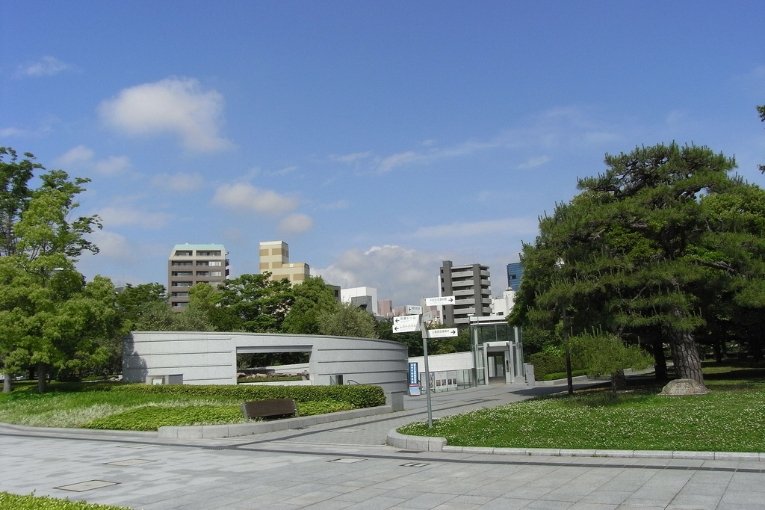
[241,398,297,420]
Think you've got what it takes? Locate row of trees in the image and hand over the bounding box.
[509,141,765,389]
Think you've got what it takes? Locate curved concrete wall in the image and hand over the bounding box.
[123,331,408,394]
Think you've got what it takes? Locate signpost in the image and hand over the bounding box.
[405,305,423,315]
[392,296,455,428]
[427,328,458,338]
[393,314,421,333]
[425,295,456,306]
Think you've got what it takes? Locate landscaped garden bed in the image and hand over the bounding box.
[0,382,385,431]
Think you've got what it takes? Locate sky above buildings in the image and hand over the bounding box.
[2,1,764,306]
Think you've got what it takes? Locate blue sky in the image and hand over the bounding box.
[2,1,764,306]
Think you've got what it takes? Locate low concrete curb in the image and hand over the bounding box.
[158,405,393,439]
[386,429,765,461]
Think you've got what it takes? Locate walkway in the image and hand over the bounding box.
[1,382,763,509]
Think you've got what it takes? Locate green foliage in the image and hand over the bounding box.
[0,148,113,391]
[84,404,244,430]
[569,332,653,378]
[509,143,759,386]
[214,273,295,332]
[0,492,127,510]
[110,383,386,408]
[527,348,566,377]
[317,302,378,338]
[0,381,385,430]
[282,276,340,334]
[399,374,765,452]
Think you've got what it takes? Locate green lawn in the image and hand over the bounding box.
[0,382,360,431]
[0,492,127,510]
[399,367,765,452]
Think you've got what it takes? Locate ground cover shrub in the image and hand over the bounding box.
[399,375,765,452]
[0,381,385,430]
[527,349,566,378]
[83,404,244,431]
[0,492,127,510]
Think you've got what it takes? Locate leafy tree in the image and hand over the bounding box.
[317,302,378,338]
[0,148,102,392]
[569,331,653,393]
[511,143,741,388]
[116,283,166,329]
[208,273,294,332]
[282,276,339,334]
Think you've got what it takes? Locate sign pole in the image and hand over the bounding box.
[421,313,433,428]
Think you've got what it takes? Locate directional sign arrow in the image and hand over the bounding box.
[425,296,455,306]
[427,327,458,338]
[392,314,421,333]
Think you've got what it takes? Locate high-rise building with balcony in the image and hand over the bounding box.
[259,240,310,285]
[167,243,229,310]
[439,260,492,327]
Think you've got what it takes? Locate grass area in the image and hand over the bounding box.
[0,492,127,509]
[0,382,358,431]
[399,365,765,452]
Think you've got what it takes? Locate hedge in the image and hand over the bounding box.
[108,383,387,408]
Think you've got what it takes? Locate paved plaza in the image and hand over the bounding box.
[2,383,764,509]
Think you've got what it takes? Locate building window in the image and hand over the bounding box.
[211,271,222,277]
[196,271,210,277]
[174,250,192,256]
[173,281,193,287]
[209,261,222,266]
[171,271,193,276]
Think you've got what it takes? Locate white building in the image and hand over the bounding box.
[341,286,379,315]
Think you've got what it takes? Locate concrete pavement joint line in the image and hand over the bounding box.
[387,428,765,462]
[2,430,764,475]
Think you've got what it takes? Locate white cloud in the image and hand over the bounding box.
[97,206,172,229]
[211,182,298,215]
[314,245,444,306]
[412,218,538,240]
[0,127,27,137]
[99,77,231,152]
[331,151,373,164]
[279,213,314,234]
[57,145,94,166]
[94,155,131,175]
[152,172,204,192]
[87,230,132,259]
[56,146,130,175]
[16,56,71,78]
[518,155,551,170]
[358,105,625,174]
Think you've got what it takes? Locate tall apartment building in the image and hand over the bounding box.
[259,240,310,285]
[507,262,524,292]
[168,243,229,310]
[439,260,492,327]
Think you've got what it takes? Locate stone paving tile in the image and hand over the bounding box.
[568,503,617,510]
[480,497,536,509]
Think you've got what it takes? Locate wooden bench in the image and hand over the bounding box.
[241,398,297,420]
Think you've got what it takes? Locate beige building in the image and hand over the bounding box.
[168,243,229,310]
[259,240,309,285]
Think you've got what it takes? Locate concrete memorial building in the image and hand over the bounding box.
[123,331,408,395]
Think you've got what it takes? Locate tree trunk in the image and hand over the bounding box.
[652,335,667,383]
[2,371,11,393]
[670,329,706,387]
[611,369,627,393]
[36,363,47,393]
